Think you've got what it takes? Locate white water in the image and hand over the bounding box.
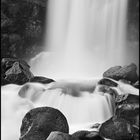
[2,78,139,140]
[30,0,128,79]
[1,79,114,140]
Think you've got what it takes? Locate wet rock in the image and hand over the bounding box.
[47,131,78,140]
[30,76,55,84]
[103,63,138,83]
[98,78,118,87]
[115,94,139,126]
[1,58,34,85]
[99,117,134,140]
[133,80,139,89]
[119,79,132,84]
[72,131,104,140]
[19,107,69,140]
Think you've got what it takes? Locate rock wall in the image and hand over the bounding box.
[1,0,47,60]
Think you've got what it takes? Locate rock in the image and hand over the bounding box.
[115,94,139,126]
[30,76,55,84]
[103,63,138,83]
[47,131,78,140]
[19,107,69,140]
[133,81,139,89]
[99,117,134,140]
[98,78,118,87]
[119,79,132,84]
[1,0,47,59]
[72,131,89,139]
[1,58,34,85]
[72,131,104,140]
[90,123,101,129]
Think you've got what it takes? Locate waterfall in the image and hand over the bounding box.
[30,0,128,80]
[2,1,131,140]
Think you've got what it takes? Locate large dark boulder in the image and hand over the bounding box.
[99,117,134,140]
[1,58,34,85]
[29,76,55,84]
[72,131,104,140]
[19,107,69,140]
[103,63,138,83]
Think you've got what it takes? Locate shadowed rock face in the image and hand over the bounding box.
[19,107,69,140]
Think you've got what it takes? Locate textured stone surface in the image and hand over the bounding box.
[115,94,139,126]
[103,63,138,83]
[72,131,104,140]
[98,78,118,87]
[1,57,34,85]
[1,0,47,59]
[19,107,69,140]
[99,117,134,140]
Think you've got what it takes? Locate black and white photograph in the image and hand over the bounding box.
[1,0,139,140]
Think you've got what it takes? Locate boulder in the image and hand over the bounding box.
[19,107,69,140]
[30,76,55,84]
[99,117,134,140]
[47,131,78,140]
[1,58,34,85]
[72,131,104,140]
[103,63,138,83]
[115,94,139,126]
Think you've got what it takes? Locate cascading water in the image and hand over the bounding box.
[30,0,128,79]
[2,1,134,140]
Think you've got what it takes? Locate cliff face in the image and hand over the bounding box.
[1,0,47,60]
